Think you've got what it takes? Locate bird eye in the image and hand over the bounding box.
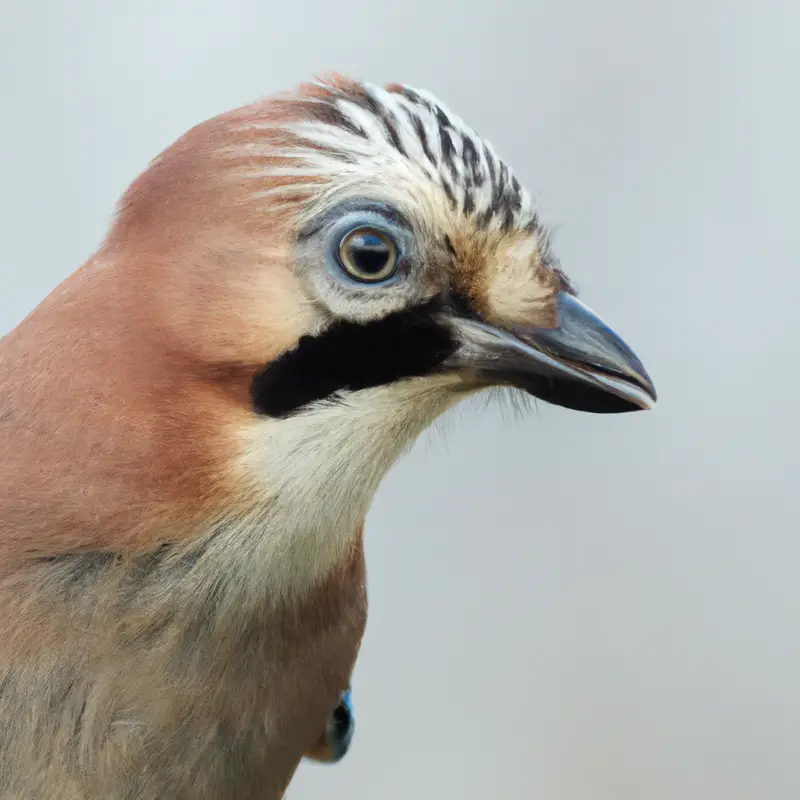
[337,227,399,283]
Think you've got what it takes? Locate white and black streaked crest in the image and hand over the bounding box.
[247,77,543,238]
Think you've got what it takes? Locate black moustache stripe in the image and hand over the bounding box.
[251,300,458,418]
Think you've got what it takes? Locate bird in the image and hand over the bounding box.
[0,73,656,798]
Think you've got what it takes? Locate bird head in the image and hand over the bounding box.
[93,73,656,594]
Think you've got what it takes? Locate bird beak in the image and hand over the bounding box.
[447,290,657,413]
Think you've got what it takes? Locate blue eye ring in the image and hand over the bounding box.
[336,226,400,284]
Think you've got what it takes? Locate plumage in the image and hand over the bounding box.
[0,73,655,798]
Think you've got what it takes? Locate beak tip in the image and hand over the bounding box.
[639,373,658,409]
[628,376,657,411]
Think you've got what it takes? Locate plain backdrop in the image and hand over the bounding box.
[1,1,798,798]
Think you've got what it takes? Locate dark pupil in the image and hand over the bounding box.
[347,233,391,276]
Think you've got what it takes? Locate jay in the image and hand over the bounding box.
[0,74,655,798]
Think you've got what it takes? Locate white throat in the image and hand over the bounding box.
[222,376,464,599]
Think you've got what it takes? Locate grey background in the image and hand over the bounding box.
[1,1,797,798]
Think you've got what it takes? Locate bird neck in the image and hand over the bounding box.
[220,376,463,601]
